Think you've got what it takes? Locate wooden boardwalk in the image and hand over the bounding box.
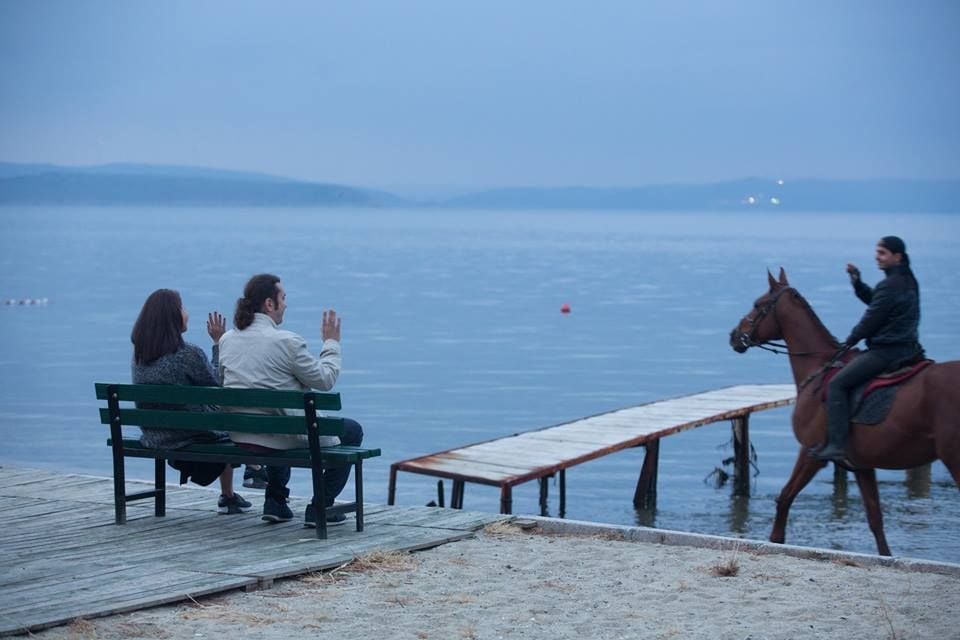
[0,467,504,636]
[389,384,796,514]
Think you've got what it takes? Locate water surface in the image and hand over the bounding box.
[1,206,957,562]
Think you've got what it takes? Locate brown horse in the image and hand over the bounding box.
[730,268,960,556]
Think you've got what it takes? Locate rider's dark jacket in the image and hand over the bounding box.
[846,264,920,349]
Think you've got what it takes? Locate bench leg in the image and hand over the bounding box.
[499,485,512,514]
[315,461,328,540]
[354,460,364,532]
[111,447,126,525]
[154,458,166,517]
[107,388,127,525]
[538,476,549,516]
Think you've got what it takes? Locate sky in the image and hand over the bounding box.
[1,1,958,190]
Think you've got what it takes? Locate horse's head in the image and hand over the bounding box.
[729,267,792,353]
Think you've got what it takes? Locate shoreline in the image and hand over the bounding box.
[29,517,960,640]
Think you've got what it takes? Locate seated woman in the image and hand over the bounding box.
[130,288,251,514]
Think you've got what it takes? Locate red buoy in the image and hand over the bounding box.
[560,303,571,314]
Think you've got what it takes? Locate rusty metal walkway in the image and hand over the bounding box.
[388,384,796,514]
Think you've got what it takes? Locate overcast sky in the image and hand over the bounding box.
[1,1,957,189]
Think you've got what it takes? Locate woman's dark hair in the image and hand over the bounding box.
[234,273,280,330]
[131,289,185,365]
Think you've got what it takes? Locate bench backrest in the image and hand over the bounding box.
[94,383,343,436]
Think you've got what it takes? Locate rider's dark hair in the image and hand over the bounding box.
[131,289,185,365]
[879,236,919,306]
[234,273,280,330]
[880,236,908,263]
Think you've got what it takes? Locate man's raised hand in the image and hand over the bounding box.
[322,309,341,342]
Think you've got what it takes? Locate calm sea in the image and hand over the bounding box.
[1,206,958,562]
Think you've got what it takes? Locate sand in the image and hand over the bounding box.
[34,520,959,640]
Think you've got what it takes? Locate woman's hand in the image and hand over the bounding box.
[207,312,227,343]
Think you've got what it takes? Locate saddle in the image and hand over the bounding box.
[821,352,934,425]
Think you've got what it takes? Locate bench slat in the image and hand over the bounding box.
[98,408,344,435]
[95,383,341,411]
[112,439,381,462]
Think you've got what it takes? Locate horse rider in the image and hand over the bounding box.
[810,235,922,462]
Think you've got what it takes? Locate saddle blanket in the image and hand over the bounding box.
[822,356,934,425]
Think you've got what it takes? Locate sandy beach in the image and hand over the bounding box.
[35,519,959,640]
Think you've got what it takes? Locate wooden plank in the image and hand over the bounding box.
[1,570,256,636]
[398,457,525,483]
[95,382,341,411]
[0,467,503,636]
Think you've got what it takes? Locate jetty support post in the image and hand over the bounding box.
[559,469,566,518]
[633,438,660,510]
[451,480,465,509]
[387,465,398,505]
[732,414,750,496]
[538,476,549,516]
[500,485,513,514]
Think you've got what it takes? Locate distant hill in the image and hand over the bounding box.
[1,162,957,212]
[444,178,960,213]
[0,163,403,207]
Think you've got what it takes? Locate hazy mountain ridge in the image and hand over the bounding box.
[0,163,402,207]
[0,163,957,212]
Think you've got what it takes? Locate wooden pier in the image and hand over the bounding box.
[388,384,796,514]
[0,467,504,636]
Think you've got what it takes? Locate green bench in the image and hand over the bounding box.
[94,383,381,539]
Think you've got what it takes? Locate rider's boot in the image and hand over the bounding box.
[809,416,848,461]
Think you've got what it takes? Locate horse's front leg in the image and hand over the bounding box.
[852,468,892,556]
[771,450,827,544]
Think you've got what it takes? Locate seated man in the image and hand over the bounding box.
[218,273,363,527]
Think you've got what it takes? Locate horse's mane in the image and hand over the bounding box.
[784,287,842,348]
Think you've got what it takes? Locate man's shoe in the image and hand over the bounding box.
[809,443,847,462]
[261,496,294,523]
[243,465,268,489]
[304,503,348,528]
[218,493,253,514]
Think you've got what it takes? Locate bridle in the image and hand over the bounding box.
[731,287,794,355]
[732,286,852,392]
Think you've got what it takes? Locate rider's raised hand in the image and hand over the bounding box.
[846,263,861,284]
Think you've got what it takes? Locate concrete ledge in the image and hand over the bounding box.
[527,516,960,578]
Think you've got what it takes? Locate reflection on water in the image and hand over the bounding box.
[831,465,850,518]
[727,494,750,534]
[635,506,656,528]
[905,464,932,499]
